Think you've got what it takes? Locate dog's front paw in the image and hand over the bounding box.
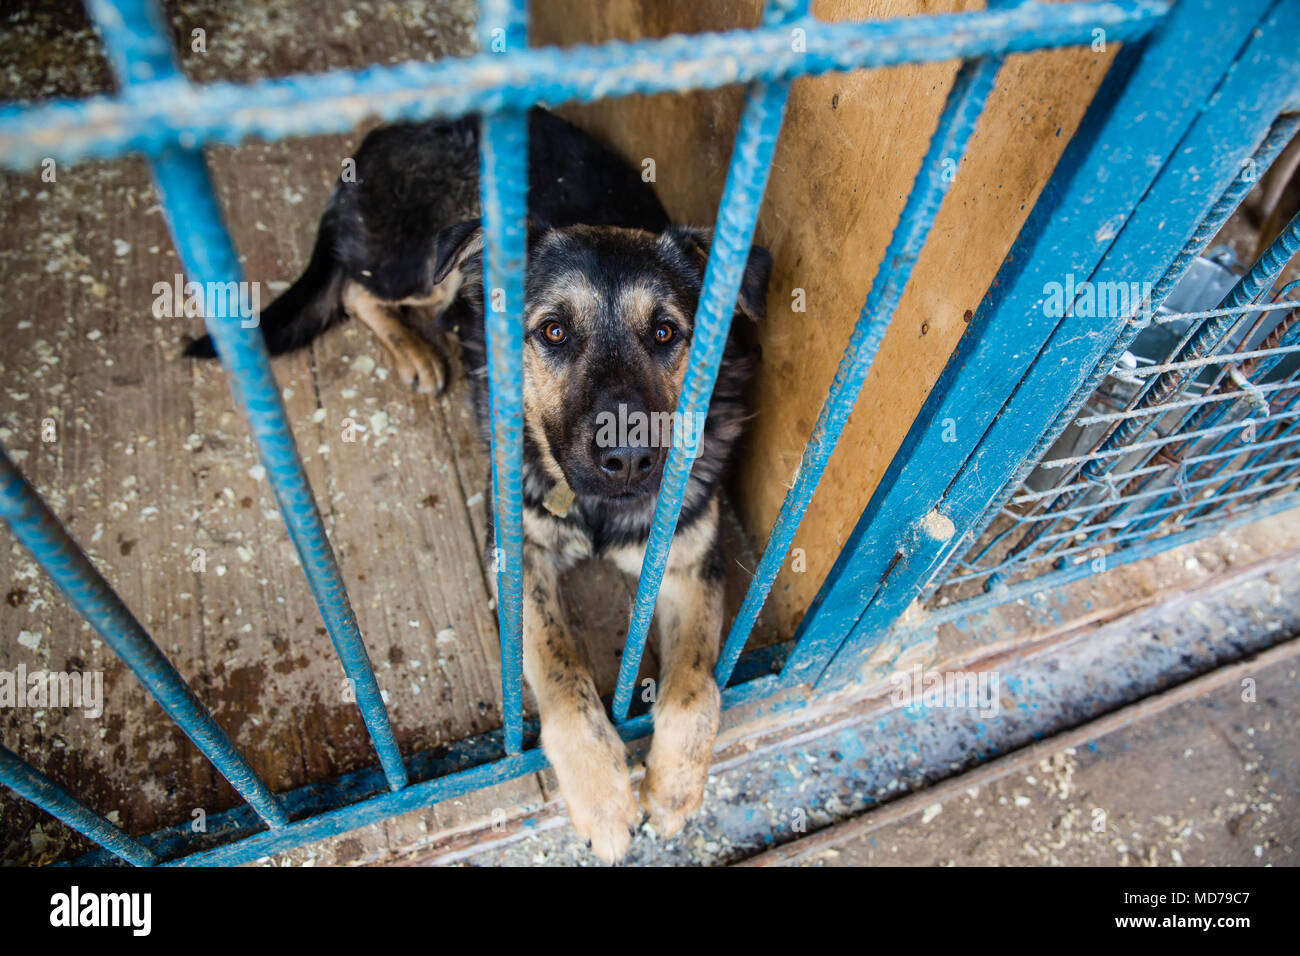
[639,682,720,839]
[640,757,706,840]
[544,715,639,863]
[567,772,639,864]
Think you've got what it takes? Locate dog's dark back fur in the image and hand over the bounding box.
[185,109,671,358]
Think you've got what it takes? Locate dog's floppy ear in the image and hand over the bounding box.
[432,218,484,285]
[666,225,773,323]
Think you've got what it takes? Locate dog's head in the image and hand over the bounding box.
[433,221,771,501]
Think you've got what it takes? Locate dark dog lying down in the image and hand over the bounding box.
[187,108,771,861]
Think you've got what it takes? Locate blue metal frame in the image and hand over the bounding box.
[718,7,1008,687]
[2,0,1296,865]
[932,114,1300,595]
[0,449,287,829]
[106,0,409,793]
[0,1,1171,172]
[0,745,157,867]
[793,0,1300,688]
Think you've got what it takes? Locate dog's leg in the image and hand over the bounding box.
[341,282,446,394]
[638,502,725,839]
[521,542,639,862]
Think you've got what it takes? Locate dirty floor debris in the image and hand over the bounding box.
[790,650,1298,867]
[252,548,1300,866]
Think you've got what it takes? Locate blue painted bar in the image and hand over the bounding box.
[1144,226,1300,453]
[66,645,789,866]
[1125,363,1300,537]
[87,0,408,792]
[1066,213,1299,488]
[1026,476,1300,550]
[980,453,1300,529]
[477,0,529,756]
[0,446,287,828]
[943,475,1300,586]
[889,0,1300,631]
[67,640,790,865]
[933,115,1300,591]
[1012,429,1300,504]
[786,0,1294,687]
[0,745,157,866]
[1177,283,1300,517]
[1238,429,1300,505]
[1090,373,1300,544]
[612,0,808,721]
[161,660,792,866]
[0,2,1170,172]
[715,43,1002,687]
[959,38,1300,579]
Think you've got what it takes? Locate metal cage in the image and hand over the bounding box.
[1,0,1297,865]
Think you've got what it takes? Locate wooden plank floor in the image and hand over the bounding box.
[0,0,787,865]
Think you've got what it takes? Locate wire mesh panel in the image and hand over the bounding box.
[934,211,1300,604]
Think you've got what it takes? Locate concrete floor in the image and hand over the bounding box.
[795,654,1297,867]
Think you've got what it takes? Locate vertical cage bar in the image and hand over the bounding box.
[611,0,807,721]
[88,0,408,791]
[0,447,288,828]
[716,49,1003,688]
[0,745,158,866]
[477,0,529,755]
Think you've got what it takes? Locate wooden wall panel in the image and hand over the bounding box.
[532,0,1117,639]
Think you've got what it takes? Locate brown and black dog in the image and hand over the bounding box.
[186,108,771,861]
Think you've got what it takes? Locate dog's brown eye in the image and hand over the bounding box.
[653,322,675,345]
[541,320,567,345]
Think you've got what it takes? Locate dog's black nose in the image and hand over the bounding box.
[586,391,668,494]
[597,445,658,481]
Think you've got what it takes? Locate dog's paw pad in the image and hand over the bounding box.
[567,776,638,863]
[639,773,704,841]
[572,807,636,863]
